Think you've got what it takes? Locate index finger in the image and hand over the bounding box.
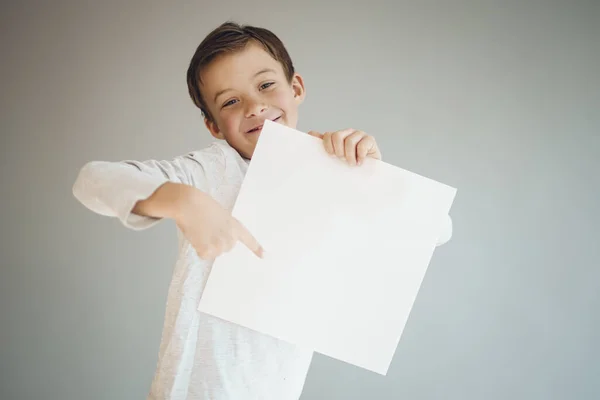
[235,220,264,258]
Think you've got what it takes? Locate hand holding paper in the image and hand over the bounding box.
[308,128,382,165]
[198,120,456,375]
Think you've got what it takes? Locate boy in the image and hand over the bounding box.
[73,21,452,400]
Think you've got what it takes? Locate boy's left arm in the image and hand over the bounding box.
[308,128,452,247]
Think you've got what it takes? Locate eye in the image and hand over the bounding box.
[222,99,237,108]
[260,82,275,90]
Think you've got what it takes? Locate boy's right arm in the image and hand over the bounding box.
[72,154,263,259]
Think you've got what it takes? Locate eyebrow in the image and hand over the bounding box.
[213,68,277,103]
[254,68,276,77]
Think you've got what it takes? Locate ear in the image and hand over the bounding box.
[204,117,224,140]
[291,73,306,104]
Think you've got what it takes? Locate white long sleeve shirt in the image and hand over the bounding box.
[72,139,452,400]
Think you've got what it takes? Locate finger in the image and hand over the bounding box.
[307,130,323,139]
[332,129,354,158]
[210,241,224,257]
[235,220,264,258]
[356,135,374,165]
[366,137,382,160]
[220,236,236,253]
[322,132,335,155]
[344,130,365,165]
[195,245,215,260]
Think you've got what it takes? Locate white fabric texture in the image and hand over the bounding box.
[72,140,452,399]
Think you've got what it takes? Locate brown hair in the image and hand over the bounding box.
[186,21,295,122]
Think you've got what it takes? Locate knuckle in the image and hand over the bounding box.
[348,134,361,145]
[220,234,233,246]
[227,221,237,238]
[212,240,223,253]
[229,219,242,236]
[223,239,235,252]
[196,247,212,259]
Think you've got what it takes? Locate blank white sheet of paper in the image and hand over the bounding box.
[198,120,457,375]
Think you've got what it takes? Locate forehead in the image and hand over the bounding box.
[200,42,285,97]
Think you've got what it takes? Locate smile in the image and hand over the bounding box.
[246,116,281,133]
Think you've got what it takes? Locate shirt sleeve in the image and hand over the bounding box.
[72,146,225,230]
[435,214,453,247]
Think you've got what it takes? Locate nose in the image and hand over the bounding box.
[244,97,267,118]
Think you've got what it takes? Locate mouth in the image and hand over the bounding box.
[246,116,281,134]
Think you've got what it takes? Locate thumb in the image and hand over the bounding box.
[307,130,323,139]
[235,220,264,258]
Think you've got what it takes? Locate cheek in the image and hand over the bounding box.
[271,87,296,109]
[220,113,241,133]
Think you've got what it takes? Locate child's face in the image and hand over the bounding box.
[200,41,306,159]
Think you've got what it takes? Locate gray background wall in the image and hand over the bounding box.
[1,1,599,399]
